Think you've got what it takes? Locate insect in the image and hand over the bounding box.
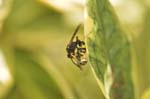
[66,24,87,70]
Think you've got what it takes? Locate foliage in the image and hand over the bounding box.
[86,0,134,99]
[0,0,104,99]
[0,0,150,99]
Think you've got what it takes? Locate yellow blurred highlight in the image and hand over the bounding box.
[0,49,13,98]
[0,0,13,26]
[41,0,84,25]
[141,88,150,99]
[109,0,123,6]
[0,50,11,83]
[0,0,3,7]
[44,0,84,12]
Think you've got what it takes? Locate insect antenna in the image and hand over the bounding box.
[68,24,82,45]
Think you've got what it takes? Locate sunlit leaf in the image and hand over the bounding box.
[86,0,134,99]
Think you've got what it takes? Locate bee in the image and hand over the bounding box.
[66,24,87,70]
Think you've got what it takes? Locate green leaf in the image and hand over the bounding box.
[13,49,65,99]
[0,0,78,99]
[0,0,125,99]
[1,0,65,50]
[4,85,26,99]
[86,0,134,99]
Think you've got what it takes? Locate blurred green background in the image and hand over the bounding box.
[0,0,150,99]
